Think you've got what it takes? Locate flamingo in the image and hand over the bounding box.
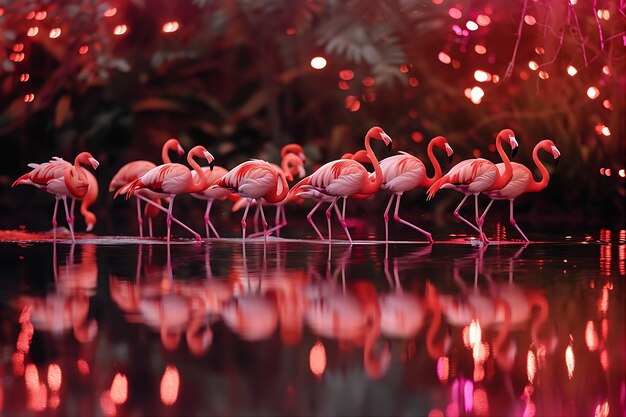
[478,140,561,242]
[242,152,306,238]
[109,138,185,237]
[210,159,288,242]
[12,152,100,242]
[293,126,392,244]
[378,136,454,245]
[117,146,214,243]
[426,129,519,243]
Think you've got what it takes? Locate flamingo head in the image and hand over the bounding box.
[76,152,100,170]
[85,214,96,232]
[500,129,519,158]
[189,146,215,170]
[164,138,185,157]
[540,139,561,166]
[368,126,393,151]
[281,144,306,163]
[433,136,454,164]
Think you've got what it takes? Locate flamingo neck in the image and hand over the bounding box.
[187,155,208,193]
[423,140,443,187]
[525,145,550,193]
[80,169,98,224]
[264,170,289,203]
[65,163,88,198]
[281,153,300,177]
[490,134,513,190]
[162,144,174,164]
[359,134,383,195]
[426,296,445,358]
[491,299,512,357]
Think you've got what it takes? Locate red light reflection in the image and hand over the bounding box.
[160,365,180,405]
[309,340,327,378]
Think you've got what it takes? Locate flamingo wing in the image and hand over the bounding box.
[27,159,72,186]
[485,162,531,199]
[109,160,156,191]
[380,154,425,192]
[310,159,365,197]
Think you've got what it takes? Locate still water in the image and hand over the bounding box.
[0,231,624,417]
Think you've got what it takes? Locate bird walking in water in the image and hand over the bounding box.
[379,136,454,246]
[117,146,214,243]
[478,140,561,242]
[12,152,100,242]
[292,126,392,244]
[109,138,185,237]
[190,164,233,239]
[210,159,289,243]
[427,129,519,243]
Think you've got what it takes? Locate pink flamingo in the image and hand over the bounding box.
[426,129,519,243]
[293,126,392,244]
[190,165,232,239]
[242,153,306,238]
[109,139,185,237]
[211,159,289,242]
[12,152,100,242]
[379,136,454,245]
[479,140,561,242]
[117,146,214,243]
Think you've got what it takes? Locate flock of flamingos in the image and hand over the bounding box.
[12,126,560,245]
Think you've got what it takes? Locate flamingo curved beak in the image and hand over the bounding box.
[86,223,94,232]
[444,143,454,163]
[177,144,185,156]
[381,132,392,152]
[208,160,215,171]
[88,157,100,170]
[509,136,519,158]
[204,151,215,170]
[299,152,306,162]
[297,165,306,179]
[552,145,561,166]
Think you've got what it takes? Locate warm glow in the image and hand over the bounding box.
[162,21,180,33]
[601,126,610,136]
[110,373,128,404]
[469,86,484,104]
[474,70,491,82]
[585,321,599,351]
[35,11,47,20]
[362,76,375,87]
[527,350,537,383]
[469,319,481,346]
[309,341,327,377]
[160,366,180,405]
[310,56,327,70]
[538,71,549,80]
[339,69,354,80]
[49,393,60,409]
[438,52,451,64]
[47,363,62,391]
[473,389,489,416]
[338,81,349,90]
[602,65,610,75]
[345,95,360,112]
[79,45,89,55]
[448,8,462,19]
[600,349,609,370]
[619,169,625,178]
[605,169,611,177]
[565,342,575,379]
[602,99,613,109]
[27,383,47,412]
[569,0,577,4]
[476,15,490,26]
[49,28,61,38]
[114,25,128,35]
[528,61,539,70]
[10,52,25,62]
[408,77,419,87]
[466,21,478,31]
[25,364,39,391]
[437,356,450,382]
[474,45,487,54]
[13,43,24,52]
[100,391,116,416]
[104,7,117,17]
[77,359,90,375]
[19,73,29,82]
[535,47,545,55]
[524,15,536,25]
[399,64,408,73]
[567,65,577,76]
[587,86,600,99]
[492,74,500,83]
[27,27,39,37]
[595,401,609,417]
[24,94,35,103]
[597,9,610,19]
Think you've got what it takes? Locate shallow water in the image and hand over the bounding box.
[0,230,624,417]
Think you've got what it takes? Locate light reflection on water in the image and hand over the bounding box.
[0,232,624,416]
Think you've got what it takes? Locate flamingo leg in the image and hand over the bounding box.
[393,193,433,243]
[306,200,325,240]
[257,198,269,243]
[326,198,338,243]
[338,197,353,244]
[148,217,153,238]
[137,195,201,241]
[250,204,287,238]
[70,198,76,227]
[383,193,396,247]
[204,200,220,239]
[62,196,75,243]
[453,194,483,238]
[136,198,144,238]
[241,200,251,241]
[478,199,495,226]
[474,194,489,243]
[253,204,260,233]
[274,206,281,237]
[52,196,60,241]
[166,196,175,244]
[509,199,529,242]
